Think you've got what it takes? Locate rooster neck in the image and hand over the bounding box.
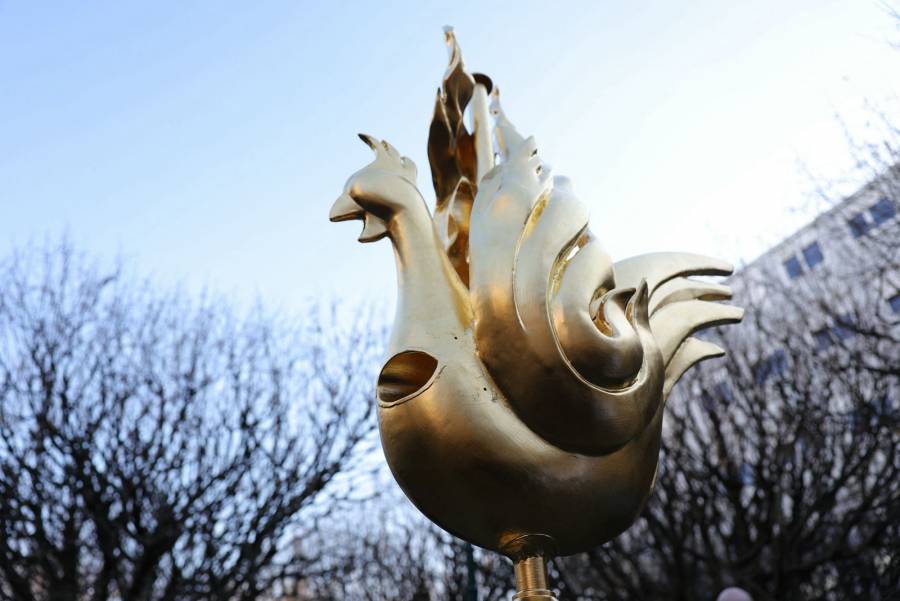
[387,206,473,352]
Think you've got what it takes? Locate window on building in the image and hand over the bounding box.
[889,293,900,314]
[739,463,755,487]
[812,327,832,350]
[783,256,804,279]
[802,241,824,268]
[832,314,857,340]
[848,213,870,238]
[754,349,787,384]
[869,197,897,225]
[772,349,787,375]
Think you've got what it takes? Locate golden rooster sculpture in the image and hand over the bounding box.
[329,28,742,600]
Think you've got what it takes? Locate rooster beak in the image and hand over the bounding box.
[329,192,363,222]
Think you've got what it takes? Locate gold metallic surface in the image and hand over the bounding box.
[329,28,742,561]
[506,535,558,600]
[513,556,555,601]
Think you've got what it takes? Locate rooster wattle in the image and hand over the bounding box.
[329,29,742,560]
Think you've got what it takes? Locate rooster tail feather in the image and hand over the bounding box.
[471,80,495,182]
[615,251,742,390]
[628,279,652,329]
[490,88,526,160]
[469,138,666,453]
[650,299,744,364]
[614,252,733,293]
[649,277,732,315]
[663,338,725,398]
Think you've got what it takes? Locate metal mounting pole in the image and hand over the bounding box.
[512,554,557,601]
[503,535,558,601]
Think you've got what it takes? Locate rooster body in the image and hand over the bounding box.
[329,31,742,556]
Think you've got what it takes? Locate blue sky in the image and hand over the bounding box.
[1,1,898,310]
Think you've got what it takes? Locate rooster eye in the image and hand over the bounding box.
[377,350,439,405]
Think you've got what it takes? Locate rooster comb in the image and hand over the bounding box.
[358,133,417,182]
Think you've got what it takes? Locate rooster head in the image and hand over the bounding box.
[329,133,420,243]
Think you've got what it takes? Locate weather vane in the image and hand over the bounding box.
[330,27,742,601]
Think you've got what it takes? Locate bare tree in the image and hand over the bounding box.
[0,240,381,601]
[288,485,520,601]
[297,499,438,601]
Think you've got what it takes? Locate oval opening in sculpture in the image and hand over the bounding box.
[377,350,439,405]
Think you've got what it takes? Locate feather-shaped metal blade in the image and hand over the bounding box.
[650,299,744,364]
[471,80,495,183]
[663,337,725,398]
[649,277,733,315]
[614,252,733,294]
[491,88,526,160]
